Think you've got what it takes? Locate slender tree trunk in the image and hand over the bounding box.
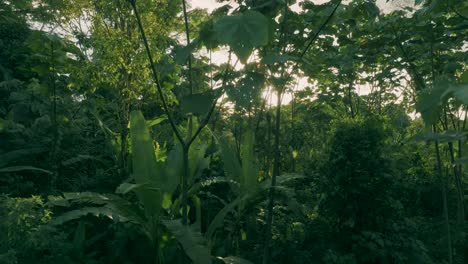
[291,90,296,172]
[264,111,272,179]
[434,125,453,264]
[119,107,129,178]
[348,79,354,118]
[263,89,282,264]
[182,145,189,225]
[50,41,59,190]
[443,108,465,226]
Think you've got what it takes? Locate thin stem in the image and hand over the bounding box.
[299,0,342,58]
[181,0,194,94]
[187,56,238,147]
[434,124,453,264]
[262,87,282,264]
[182,145,189,225]
[129,0,184,144]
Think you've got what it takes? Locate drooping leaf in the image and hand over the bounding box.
[218,256,254,264]
[51,206,115,226]
[0,166,52,174]
[0,148,47,167]
[206,198,241,240]
[415,80,452,126]
[49,192,146,225]
[174,41,199,65]
[115,183,145,194]
[146,115,167,127]
[163,220,212,264]
[62,155,103,167]
[451,84,468,104]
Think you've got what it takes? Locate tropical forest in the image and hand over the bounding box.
[0,0,467,263]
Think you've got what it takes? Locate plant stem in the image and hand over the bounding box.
[434,124,453,264]
[262,87,282,264]
[129,0,184,144]
[182,145,189,225]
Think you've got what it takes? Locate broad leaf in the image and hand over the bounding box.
[218,256,254,264]
[146,115,167,127]
[261,54,298,65]
[129,111,163,217]
[180,92,215,115]
[163,220,212,264]
[0,166,52,174]
[214,10,270,63]
[206,198,241,240]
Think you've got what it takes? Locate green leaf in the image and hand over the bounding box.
[72,222,86,255]
[115,183,145,194]
[146,115,167,127]
[261,54,298,65]
[49,192,146,225]
[218,136,242,186]
[452,84,468,104]
[415,0,424,5]
[180,92,215,115]
[409,130,468,143]
[454,157,468,165]
[415,80,452,126]
[206,198,241,239]
[174,41,198,65]
[240,130,258,196]
[163,220,212,264]
[214,10,270,63]
[460,71,468,84]
[51,207,114,226]
[129,111,163,217]
[0,148,47,167]
[62,154,103,167]
[218,256,254,264]
[0,166,52,174]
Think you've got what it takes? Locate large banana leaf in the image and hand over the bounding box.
[48,192,147,226]
[129,110,165,218]
[163,220,212,264]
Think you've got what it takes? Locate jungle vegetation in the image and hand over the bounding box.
[0,0,467,263]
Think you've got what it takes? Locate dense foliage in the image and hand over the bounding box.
[1,0,467,263]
